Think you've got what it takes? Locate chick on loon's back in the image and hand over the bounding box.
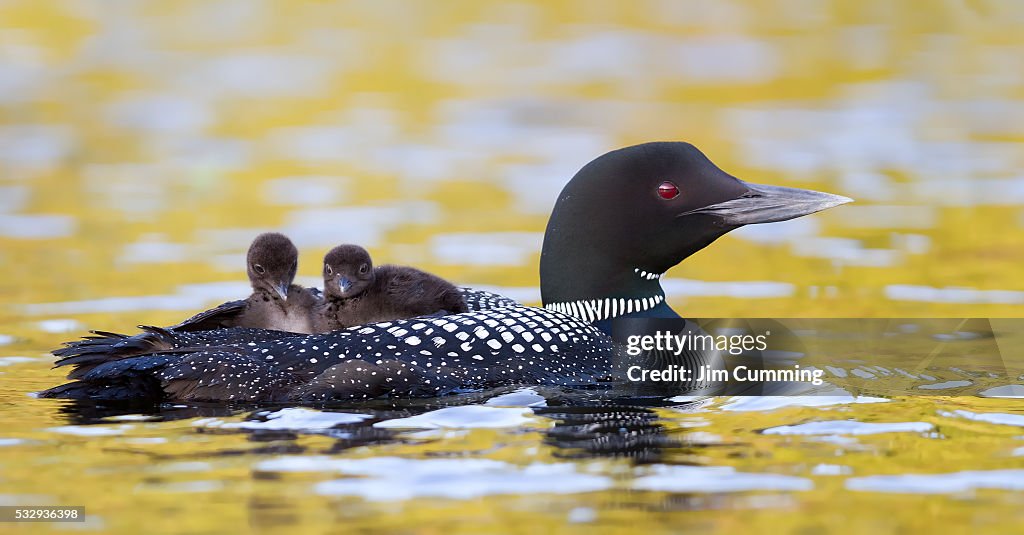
[314,244,468,332]
[169,232,319,334]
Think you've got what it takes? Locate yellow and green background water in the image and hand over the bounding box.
[1,1,1023,533]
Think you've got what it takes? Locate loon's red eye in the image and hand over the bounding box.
[657,181,680,200]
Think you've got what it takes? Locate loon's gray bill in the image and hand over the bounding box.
[682,181,853,225]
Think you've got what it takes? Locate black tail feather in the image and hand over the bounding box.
[38,355,172,401]
[38,380,162,401]
[51,325,309,385]
[54,326,181,379]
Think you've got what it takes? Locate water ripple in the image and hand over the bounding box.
[847,470,1024,494]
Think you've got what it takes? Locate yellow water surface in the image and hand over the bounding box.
[1,1,1023,534]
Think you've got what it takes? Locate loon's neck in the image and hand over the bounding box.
[542,266,680,335]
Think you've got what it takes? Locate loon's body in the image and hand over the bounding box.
[42,142,850,402]
[314,245,468,332]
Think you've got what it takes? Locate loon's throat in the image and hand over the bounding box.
[544,293,666,323]
[541,262,671,323]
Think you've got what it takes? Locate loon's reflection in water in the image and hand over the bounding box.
[53,389,710,462]
[533,405,673,463]
[54,397,238,424]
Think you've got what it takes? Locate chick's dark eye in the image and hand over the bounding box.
[359,263,368,274]
[252,264,265,274]
[325,264,333,275]
[657,181,680,200]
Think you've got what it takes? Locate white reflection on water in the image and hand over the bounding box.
[105,94,212,134]
[102,200,446,271]
[137,480,223,494]
[316,461,610,500]
[0,125,75,174]
[102,414,159,422]
[979,385,1024,399]
[0,186,29,213]
[184,53,338,98]
[730,217,820,245]
[633,464,812,493]
[0,43,49,105]
[0,357,45,367]
[373,405,535,430]
[0,214,76,239]
[790,237,901,267]
[720,391,889,412]
[35,319,83,333]
[20,281,250,316]
[831,205,937,229]
[81,163,177,216]
[825,366,848,378]
[725,82,1024,185]
[811,464,852,476]
[47,424,134,436]
[121,437,167,445]
[266,126,365,164]
[733,219,925,268]
[846,470,1024,494]
[255,456,612,500]
[917,380,973,390]
[118,237,192,264]
[431,232,543,266]
[885,285,1024,305]
[941,410,1024,427]
[282,202,440,248]
[195,408,371,431]
[421,30,779,87]
[762,420,933,436]
[484,387,548,407]
[262,176,348,206]
[661,278,794,299]
[850,368,876,379]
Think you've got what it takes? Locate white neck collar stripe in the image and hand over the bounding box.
[544,295,665,323]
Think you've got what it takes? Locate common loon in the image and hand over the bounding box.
[41,142,850,403]
[314,244,468,332]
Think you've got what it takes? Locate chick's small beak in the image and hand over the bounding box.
[274,282,289,300]
[339,277,352,294]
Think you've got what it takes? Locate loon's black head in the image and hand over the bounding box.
[247,232,299,300]
[323,244,374,299]
[539,142,852,323]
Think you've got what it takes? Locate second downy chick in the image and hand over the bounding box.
[314,244,468,332]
